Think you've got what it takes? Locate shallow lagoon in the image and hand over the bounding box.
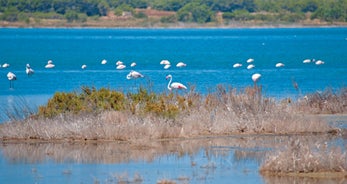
[1,129,346,184]
[1,28,347,183]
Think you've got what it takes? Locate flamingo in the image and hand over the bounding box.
[101,59,107,65]
[26,64,34,76]
[116,60,123,66]
[315,60,324,65]
[164,64,171,69]
[126,70,144,79]
[166,74,187,91]
[176,62,187,68]
[160,60,170,65]
[81,64,87,69]
[303,59,311,63]
[251,73,261,86]
[246,58,254,63]
[233,63,242,68]
[2,63,10,68]
[7,72,16,88]
[275,62,285,68]
[247,64,255,70]
[130,62,136,67]
[45,60,55,68]
[116,64,126,70]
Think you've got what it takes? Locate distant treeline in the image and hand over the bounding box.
[1,0,346,23]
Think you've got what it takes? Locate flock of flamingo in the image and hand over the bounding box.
[1,59,189,91]
[1,57,324,90]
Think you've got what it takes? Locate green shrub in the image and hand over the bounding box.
[38,87,125,118]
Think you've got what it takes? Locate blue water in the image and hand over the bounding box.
[1,27,347,121]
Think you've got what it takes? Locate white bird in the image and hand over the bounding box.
[160,60,170,65]
[116,60,123,66]
[233,63,242,68]
[116,64,126,70]
[26,64,34,76]
[252,73,261,86]
[303,59,311,63]
[126,70,144,80]
[275,62,285,68]
[7,72,16,88]
[315,60,324,65]
[176,62,187,68]
[166,74,187,91]
[81,64,87,69]
[101,59,107,65]
[246,58,254,63]
[247,64,255,70]
[164,64,171,69]
[45,60,55,68]
[130,62,136,67]
[2,63,10,68]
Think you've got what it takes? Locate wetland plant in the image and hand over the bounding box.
[259,139,347,177]
[0,85,340,141]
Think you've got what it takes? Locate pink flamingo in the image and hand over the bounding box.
[166,74,187,91]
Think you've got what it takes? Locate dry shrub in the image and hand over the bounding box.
[295,88,347,114]
[260,139,347,174]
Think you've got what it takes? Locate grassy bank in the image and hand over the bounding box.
[1,85,345,142]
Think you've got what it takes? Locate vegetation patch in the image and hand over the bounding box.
[1,85,344,142]
[260,139,347,178]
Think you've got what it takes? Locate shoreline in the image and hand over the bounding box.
[1,19,347,29]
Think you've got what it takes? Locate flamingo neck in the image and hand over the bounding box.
[167,76,172,90]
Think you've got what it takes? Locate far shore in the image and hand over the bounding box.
[1,18,347,29]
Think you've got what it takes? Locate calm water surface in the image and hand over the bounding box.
[0,28,347,121]
[1,134,346,184]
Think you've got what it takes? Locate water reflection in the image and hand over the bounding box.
[0,134,344,184]
[262,175,345,184]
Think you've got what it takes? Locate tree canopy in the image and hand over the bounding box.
[0,0,346,24]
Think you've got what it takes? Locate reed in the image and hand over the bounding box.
[295,88,347,114]
[259,139,347,176]
[0,85,339,141]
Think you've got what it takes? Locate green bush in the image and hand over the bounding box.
[38,87,126,118]
[37,86,188,119]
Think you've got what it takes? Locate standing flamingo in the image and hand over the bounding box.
[166,74,187,91]
[26,64,34,76]
[7,72,17,88]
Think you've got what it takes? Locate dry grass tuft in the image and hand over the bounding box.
[260,139,347,176]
